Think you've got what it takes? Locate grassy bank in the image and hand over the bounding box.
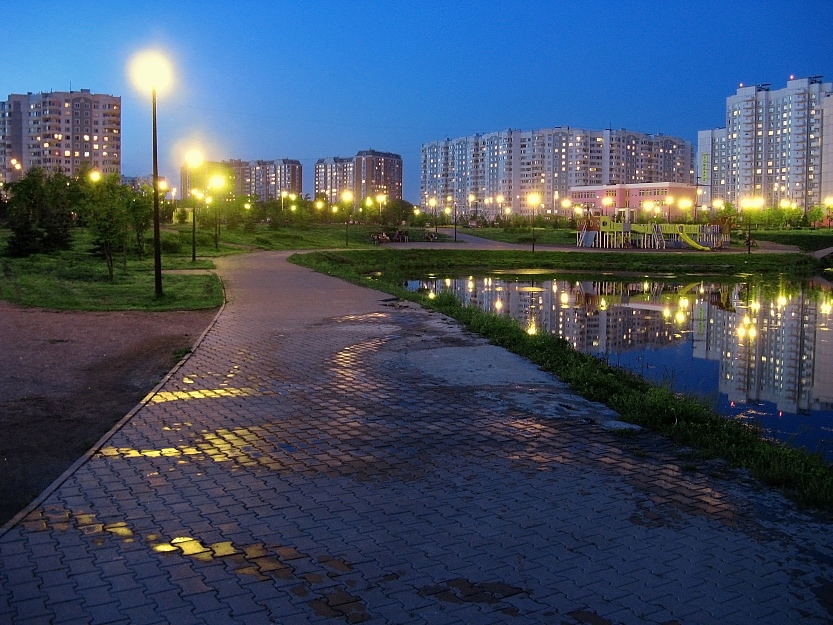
[291,248,833,509]
[290,247,825,282]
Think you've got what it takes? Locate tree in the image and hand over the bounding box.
[5,167,76,256]
[83,174,130,280]
[127,186,153,257]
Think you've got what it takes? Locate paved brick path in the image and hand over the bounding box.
[1,251,832,624]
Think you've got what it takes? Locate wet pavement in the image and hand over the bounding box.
[1,250,832,625]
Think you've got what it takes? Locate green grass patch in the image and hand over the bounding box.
[290,248,823,282]
[752,229,833,252]
[291,248,833,509]
[1,228,223,311]
[461,227,578,246]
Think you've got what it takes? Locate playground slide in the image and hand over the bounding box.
[677,227,711,251]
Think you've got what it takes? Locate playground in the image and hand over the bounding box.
[576,217,725,250]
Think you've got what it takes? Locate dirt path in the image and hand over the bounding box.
[0,302,218,524]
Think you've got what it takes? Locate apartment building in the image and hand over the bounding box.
[698,76,833,210]
[314,157,355,204]
[180,158,302,201]
[314,150,403,204]
[421,127,693,218]
[0,89,121,184]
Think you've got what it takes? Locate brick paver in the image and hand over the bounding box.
[1,250,832,624]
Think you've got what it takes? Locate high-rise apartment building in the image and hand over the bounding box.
[354,150,403,202]
[314,150,403,204]
[0,89,121,184]
[181,158,302,201]
[698,77,833,210]
[314,157,355,204]
[421,127,693,218]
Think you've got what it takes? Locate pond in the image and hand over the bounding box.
[407,274,833,462]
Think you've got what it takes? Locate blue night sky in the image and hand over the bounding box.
[3,0,832,201]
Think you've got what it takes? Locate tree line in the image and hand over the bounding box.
[0,167,153,280]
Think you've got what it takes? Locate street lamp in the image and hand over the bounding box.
[825,196,833,229]
[678,198,693,223]
[468,193,476,222]
[528,192,542,252]
[209,174,225,250]
[446,195,456,241]
[342,189,353,246]
[128,48,173,298]
[185,149,204,262]
[601,196,613,216]
[375,193,386,224]
[739,196,764,253]
[428,197,437,232]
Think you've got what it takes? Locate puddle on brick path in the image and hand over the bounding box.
[408,275,833,462]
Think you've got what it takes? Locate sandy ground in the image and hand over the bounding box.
[0,302,218,524]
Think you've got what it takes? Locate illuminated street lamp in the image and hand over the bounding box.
[375,193,386,224]
[825,196,833,229]
[446,195,456,241]
[185,149,205,262]
[601,196,613,216]
[739,196,764,254]
[428,197,437,232]
[678,198,693,223]
[209,173,225,250]
[341,190,353,246]
[468,193,476,221]
[496,194,505,217]
[527,192,542,252]
[128,48,173,298]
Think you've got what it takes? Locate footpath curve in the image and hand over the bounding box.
[1,250,831,624]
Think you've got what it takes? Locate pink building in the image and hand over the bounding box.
[566,182,702,222]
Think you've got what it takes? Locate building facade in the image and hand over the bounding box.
[698,77,833,210]
[314,157,355,204]
[181,158,302,201]
[421,127,693,219]
[354,150,403,202]
[0,89,121,184]
[314,151,403,205]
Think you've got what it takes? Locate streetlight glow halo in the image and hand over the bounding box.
[128,49,174,95]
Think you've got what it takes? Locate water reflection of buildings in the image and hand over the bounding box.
[414,277,833,415]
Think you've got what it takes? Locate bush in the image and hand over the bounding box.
[159,231,181,254]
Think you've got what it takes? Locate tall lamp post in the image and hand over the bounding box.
[184,149,205,262]
[428,197,437,233]
[129,49,173,298]
[528,193,542,252]
[376,193,386,225]
[740,196,764,254]
[342,190,353,246]
[446,195,456,241]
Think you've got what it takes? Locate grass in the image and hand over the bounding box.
[289,247,825,282]
[291,248,833,509]
[184,222,449,251]
[461,226,578,246]
[752,229,833,252]
[0,228,224,311]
